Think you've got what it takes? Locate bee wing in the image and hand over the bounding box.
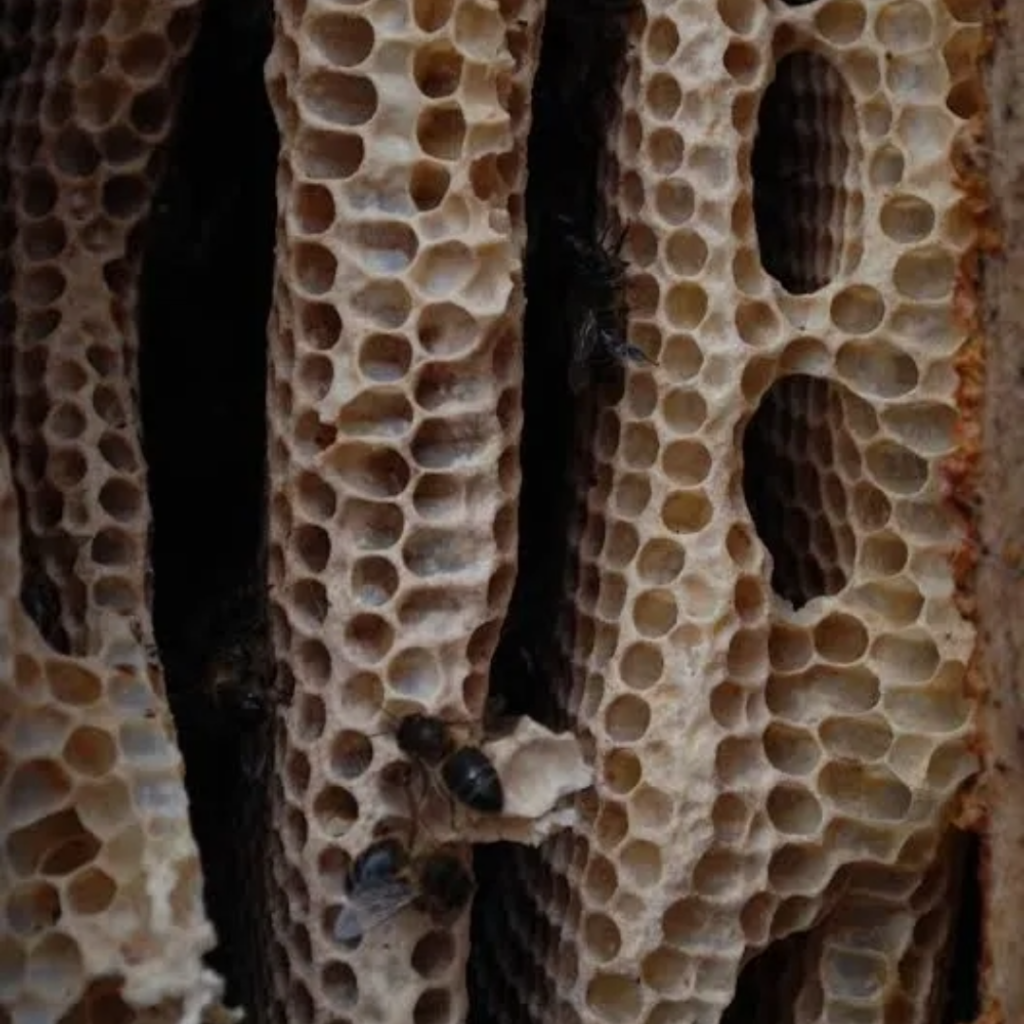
[334,878,418,944]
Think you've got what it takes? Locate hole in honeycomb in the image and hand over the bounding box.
[752,51,861,293]
[139,0,277,1006]
[742,375,860,609]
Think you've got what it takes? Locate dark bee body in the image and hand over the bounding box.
[559,219,654,393]
[441,747,503,813]
[336,838,474,944]
[349,836,409,891]
[396,713,453,766]
[395,712,504,815]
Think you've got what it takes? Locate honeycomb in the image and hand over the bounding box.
[257,1,587,1022]
[0,1,223,1021]
[0,0,989,1019]
[0,432,220,1021]
[475,1,982,1022]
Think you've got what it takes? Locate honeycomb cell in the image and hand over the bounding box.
[604,695,652,742]
[387,647,442,700]
[830,286,885,335]
[584,912,623,962]
[329,731,373,780]
[417,105,467,160]
[654,180,695,225]
[766,784,823,836]
[893,246,956,300]
[880,194,936,242]
[603,750,642,796]
[818,762,912,820]
[816,0,867,43]
[310,13,375,67]
[312,785,358,838]
[876,1,934,51]
[764,723,821,775]
[813,612,869,664]
[664,282,708,329]
[736,301,781,346]
[586,972,642,1024]
[62,728,116,777]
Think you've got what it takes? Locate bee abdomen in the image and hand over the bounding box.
[441,747,504,813]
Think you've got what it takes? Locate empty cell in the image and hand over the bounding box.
[351,556,398,606]
[603,750,642,796]
[764,723,821,775]
[328,444,410,498]
[300,69,378,125]
[312,785,358,837]
[870,631,940,682]
[813,612,868,663]
[329,730,373,779]
[893,246,956,300]
[585,913,623,961]
[767,843,830,894]
[296,693,326,742]
[345,613,394,662]
[387,647,442,699]
[661,335,703,382]
[351,279,413,328]
[633,589,679,638]
[586,972,642,1024]
[693,848,756,898]
[310,13,374,66]
[358,333,411,382]
[604,695,651,742]
[819,715,894,761]
[340,671,383,722]
[664,282,708,329]
[815,0,866,43]
[631,785,673,829]
[654,180,695,225]
[412,929,455,977]
[642,948,693,997]
[295,127,364,179]
[417,104,467,160]
[647,17,680,61]
[614,474,652,517]
[23,932,82,998]
[348,220,419,274]
[292,242,337,295]
[818,762,912,820]
[636,538,685,585]
[322,960,358,1009]
[865,440,927,494]
[724,41,759,84]
[62,727,116,777]
[66,866,116,916]
[876,0,934,51]
[605,521,640,566]
[662,491,712,534]
[767,783,824,836]
[583,854,619,903]
[836,340,919,398]
[830,286,885,335]
[769,624,814,673]
[413,43,463,98]
[735,301,781,346]
[647,128,684,176]
[285,749,311,797]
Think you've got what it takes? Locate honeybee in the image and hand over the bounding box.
[558,217,654,394]
[395,712,504,815]
[334,837,474,945]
